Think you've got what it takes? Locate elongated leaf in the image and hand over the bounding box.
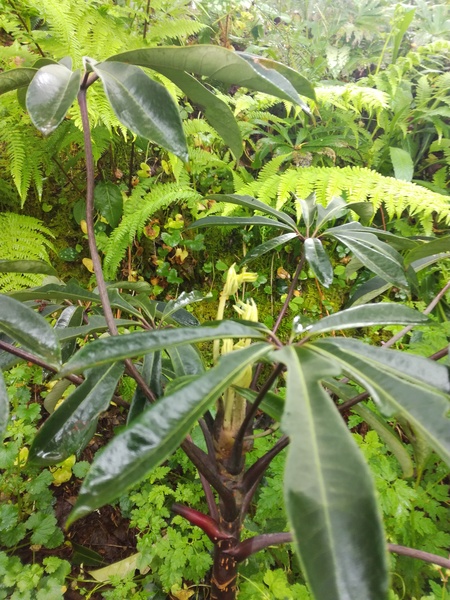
[206,194,297,229]
[0,68,37,95]
[348,253,450,306]
[315,196,347,230]
[404,237,450,265]
[127,352,162,424]
[29,362,124,466]
[304,238,333,287]
[325,225,408,288]
[55,317,139,342]
[26,65,81,135]
[166,343,204,378]
[107,46,315,105]
[188,215,294,231]
[311,339,450,465]
[58,320,266,377]
[8,280,101,303]
[55,305,84,363]
[0,295,61,367]
[0,260,57,276]
[301,303,429,336]
[0,371,8,438]
[298,194,317,231]
[67,343,270,524]
[94,181,123,228]
[276,345,388,600]
[240,233,298,265]
[93,61,188,161]
[161,290,210,322]
[233,385,284,422]
[154,67,243,158]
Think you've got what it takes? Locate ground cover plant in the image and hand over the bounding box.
[1,1,450,599]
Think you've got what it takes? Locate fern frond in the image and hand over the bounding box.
[147,18,206,43]
[0,213,54,291]
[316,85,389,117]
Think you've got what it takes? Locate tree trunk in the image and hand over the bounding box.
[210,514,241,600]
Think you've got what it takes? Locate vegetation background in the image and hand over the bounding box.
[0,0,450,599]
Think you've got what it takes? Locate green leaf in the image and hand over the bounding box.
[301,303,429,336]
[160,290,210,322]
[0,68,37,95]
[127,352,161,424]
[94,181,123,228]
[166,343,204,378]
[55,316,139,342]
[154,67,243,158]
[233,385,284,422]
[67,343,270,524]
[189,215,294,231]
[325,223,408,289]
[0,260,57,276]
[0,295,61,367]
[404,237,450,265]
[389,147,414,182]
[0,371,8,438]
[107,46,315,106]
[29,362,124,465]
[58,320,266,377]
[240,233,298,265]
[312,339,450,465]
[26,65,81,135]
[315,196,347,230]
[54,305,84,363]
[347,254,450,306]
[206,194,297,229]
[304,238,333,288]
[276,345,388,600]
[298,194,317,231]
[93,61,188,161]
[8,279,100,304]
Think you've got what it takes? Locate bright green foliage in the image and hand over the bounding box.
[0,213,54,291]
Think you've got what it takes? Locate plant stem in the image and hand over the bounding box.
[272,253,305,337]
[77,85,155,403]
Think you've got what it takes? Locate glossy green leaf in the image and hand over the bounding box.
[58,320,266,377]
[347,253,450,306]
[153,67,243,158]
[207,194,297,229]
[55,305,84,363]
[240,233,298,265]
[301,303,429,336]
[29,362,124,466]
[325,223,408,288]
[0,260,57,276]
[346,202,374,225]
[304,238,333,288]
[107,288,144,319]
[277,345,388,600]
[166,343,204,378]
[26,64,81,135]
[0,68,37,95]
[188,215,294,231]
[55,316,139,343]
[8,279,100,304]
[390,147,414,182]
[160,291,210,322]
[315,196,348,230]
[94,181,123,228]
[0,295,61,367]
[312,339,450,465]
[127,352,162,424]
[233,385,284,422]
[67,343,270,524]
[298,194,317,231]
[93,61,188,161]
[0,371,9,438]
[107,46,315,105]
[404,237,450,265]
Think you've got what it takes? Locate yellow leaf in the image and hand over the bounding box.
[82,258,95,273]
[80,220,88,234]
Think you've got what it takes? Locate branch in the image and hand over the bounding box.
[387,543,450,569]
[77,86,155,404]
[224,532,292,562]
[172,503,232,544]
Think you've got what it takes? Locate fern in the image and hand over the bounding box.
[316,85,389,118]
[234,162,450,233]
[0,213,54,292]
[103,182,202,279]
